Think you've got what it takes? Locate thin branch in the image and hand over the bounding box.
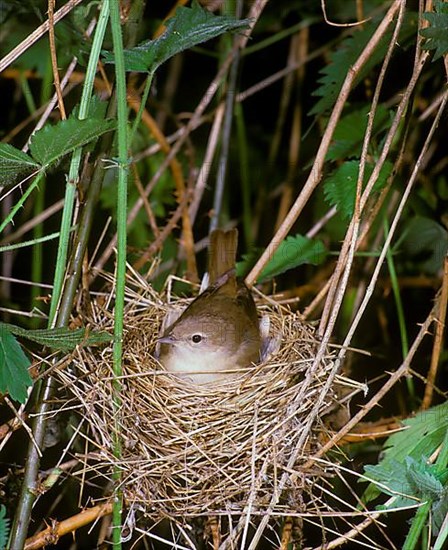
[0,0,84,73]
[245,0,403,288]
[47,0,67,120]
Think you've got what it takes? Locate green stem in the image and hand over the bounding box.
[8,4,111,549]
[384,218,415,403]
[48,1,111,324]
[129,71,154,146]
[0,172,43,235]
[109,0,129,546]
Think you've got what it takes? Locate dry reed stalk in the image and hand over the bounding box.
[50,272,365,542]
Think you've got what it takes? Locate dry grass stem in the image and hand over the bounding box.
[50,272,366,544]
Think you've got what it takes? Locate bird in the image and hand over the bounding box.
[158,228,261,384]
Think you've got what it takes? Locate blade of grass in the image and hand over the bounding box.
[384,217,415,404]
[109,0,128,546]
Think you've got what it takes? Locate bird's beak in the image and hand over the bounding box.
[157,334,176,345]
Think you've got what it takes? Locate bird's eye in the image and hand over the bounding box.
[192,334,202,343]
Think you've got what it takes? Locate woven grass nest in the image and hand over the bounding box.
[57,272,360,523]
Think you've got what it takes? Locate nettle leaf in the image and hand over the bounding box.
[405,456,444,500]
[363,460,416,506]
[0,143,41,186]
[236,235,327,282]
[0,324,33,404]
[3,323,113,352]
[29,117,116,169]
[324,160,393,220]
[0,505,10,550]
[310,14,416,116]
[327,104,392,162]
[103,1,250,73]
[421,0,448,61]
[362,402,448,503]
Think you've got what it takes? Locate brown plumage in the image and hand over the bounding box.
[158,229,261,384]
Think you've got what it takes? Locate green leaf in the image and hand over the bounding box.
[0,505,10,550]
[0,324,33,403]
[362,401,448,504]
[236,235,327,282]
[421,1,448,61]
[29,117,116,169]
[324,160,393,220]
[103,1,250,73]
[0,143,41,186]
[326,104,392,162]
[2,323,113,352]
[405,456,444,500]
[363,460,416,507]
[310,14,416,116]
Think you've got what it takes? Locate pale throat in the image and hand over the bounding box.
[163,343,240,382]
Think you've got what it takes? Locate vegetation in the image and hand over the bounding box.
[0,0,447,548]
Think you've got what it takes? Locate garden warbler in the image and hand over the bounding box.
[158,229,261,384]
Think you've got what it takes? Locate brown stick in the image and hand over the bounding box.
[422,255,448,409]
[24,503,113,550]
[47,0,67,120]
[245,0,403,288]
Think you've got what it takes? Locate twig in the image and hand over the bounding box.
[306,305,436,465]
[422,255,448,409]
[0,0,84,73]
[127,92,198,281]
[47,0,67,120]
[189,102,226,224]
[93,0,269,275]
[245,0,403,288]
[23,503,113,550]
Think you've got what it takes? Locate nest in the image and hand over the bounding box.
[55,273,362,525]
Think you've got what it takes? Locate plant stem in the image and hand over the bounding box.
[8,4,111,548]
[109,0,129,546]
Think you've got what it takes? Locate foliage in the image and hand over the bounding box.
[0,323,32,403]
[310,14,416,116]
[0,116,116,185]
[421,0,448,61]
[237,234,327,282]
[1,0,447,547]
[0,505,10,550]
[103,1,250,74]
[0,143,40,186]
[399,216,448,275]
[363,402,448,541]
[0,323,112,403]
[324,160,393,220]
[326,104,392,162]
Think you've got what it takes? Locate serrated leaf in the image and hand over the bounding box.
[0,324,33,403]
[324,160,392,220]
[405,456,444,500]
[362,402,448,503]
[3,323,113,352]
[421,1,448,61]
[236,235,327,282]
[0,504,10,550]
[364,460,416,505]
[327,104,392,162]
[0,143,41,186]
[29,117,116,169]
[310,14,416,116]
[432,486,448,534]
[103,1,250,73]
